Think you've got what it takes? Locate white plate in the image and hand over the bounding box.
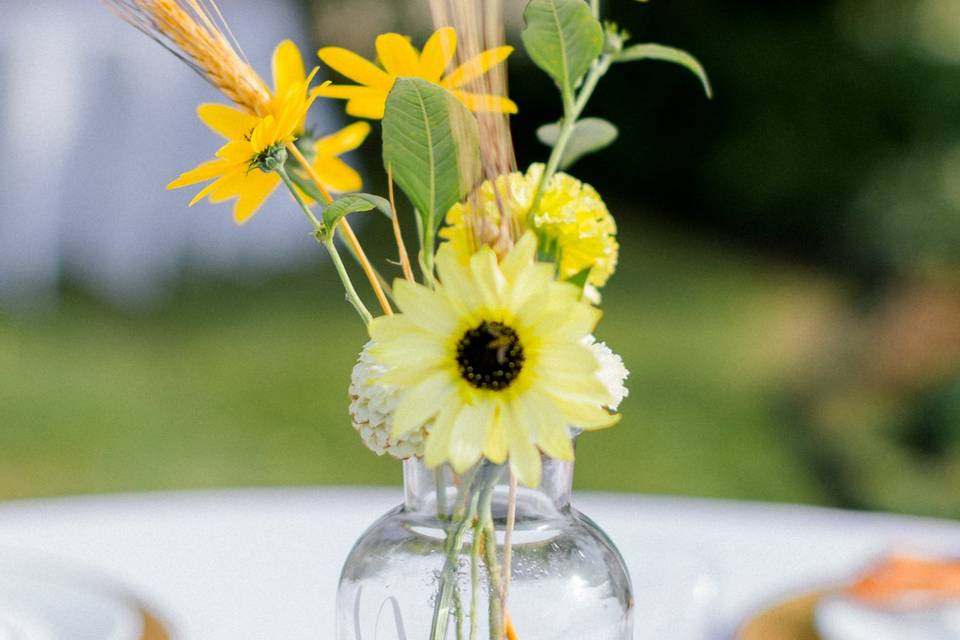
[0,558,144,640]
[816,595,960,640]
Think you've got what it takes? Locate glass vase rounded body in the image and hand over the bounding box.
[336,455,634,640]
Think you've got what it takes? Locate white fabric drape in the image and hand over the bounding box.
[0,0,340,311]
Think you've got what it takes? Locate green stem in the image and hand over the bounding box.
[453,569,465,640]
[477,468,505,640]
[430,468,480,640]
[436,468,450,520]
[531,54,614,215]
[277,165,323,229]
[469,515,483,640]
[275,166,373,325]
[420,220,437,288]
[462,463,506,640]
[324,236,374,325]
[343,240,395,305]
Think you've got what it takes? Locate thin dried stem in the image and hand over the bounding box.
[505,614,518,640]
[430,0,520,257]
[501,469,518,632]
[387,165,416,283]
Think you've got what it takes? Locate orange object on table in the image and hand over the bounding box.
[847,555,960,604]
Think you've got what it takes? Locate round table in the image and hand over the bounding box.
[0,489,957,639]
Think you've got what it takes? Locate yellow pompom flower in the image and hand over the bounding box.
[317,27,518,119]
[167,41,370,223]
[368,233,620,487]
[442,164,619,289]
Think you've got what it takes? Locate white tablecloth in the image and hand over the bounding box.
[0,489,957,639]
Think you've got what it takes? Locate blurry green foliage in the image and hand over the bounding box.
[506,0,960,274]
[0,223,833,504]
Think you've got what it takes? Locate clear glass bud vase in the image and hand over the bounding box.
[336,455,634,640]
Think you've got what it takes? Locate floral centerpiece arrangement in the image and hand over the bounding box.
[104,0,709,637]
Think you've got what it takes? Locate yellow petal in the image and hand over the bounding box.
[232,169,279,224]
[418,27,457,82]
[436,244,482,316]
[207,169,248,203]
[376,33,420,77]
[314,121,372,156]
[272,39,306,97]
[376,362,443,387]
[187,175,227,206]
[316,85,389,119]
[448,399,493,472]
[393,279,462,336]
[311,157,363,194]
[522,391,574,462]
[424,394,463,469]
[249,115,275,152]
[442,46,513,89]
[483,400,508,464]
[499,232,538,282]
[167,159,229,190]
[369,316,449,368]
[469,247,507,310]
[507,263,555,311]
[216,140,256,162]
[504,402,542,487]
[318,47,394,90]
[392,371,456,437]
[197,103,256,141]
[274,70,318,139]
[450,90,518,115]
[545,392,621,431]
[346,95,388,120]
[523,288,601,341]
[316,84,380,100]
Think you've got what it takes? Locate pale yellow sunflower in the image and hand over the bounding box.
[368,233,619,487]
[442,164,619,289]
[168,41,370,222]
[317,27,518,119]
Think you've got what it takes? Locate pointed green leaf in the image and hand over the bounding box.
[382,78,481,237]
[321,193,392,239]
[521,0,604,95]
[566,267,592,290]
[615,43,713,98]
[537,117,619,169]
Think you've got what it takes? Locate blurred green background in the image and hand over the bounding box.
[2,0,960,518]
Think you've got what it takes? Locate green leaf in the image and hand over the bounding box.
[566,267,592,290]
[321,193,392,240]
[382,78,481,238]
[521,0,604,96]
[537,117,619,169]
[615,43,713,98]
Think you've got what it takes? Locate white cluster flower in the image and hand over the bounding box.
[585,336,630,411]
[349,341,427,459]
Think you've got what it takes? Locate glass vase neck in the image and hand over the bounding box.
[402,456,574,517]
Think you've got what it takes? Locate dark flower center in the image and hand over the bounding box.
[456,322,525,391]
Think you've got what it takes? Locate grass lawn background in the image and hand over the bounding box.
[0,219,840,505]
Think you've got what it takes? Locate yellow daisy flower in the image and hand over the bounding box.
[168,41,371,223]
[442,164,619,289]
[368,233,619,487]
[167,84,315,223]
[317,27,518,119]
